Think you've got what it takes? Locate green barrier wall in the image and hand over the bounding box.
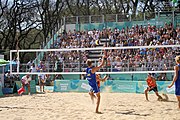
[54,80,174,94]
[15,80,36,94]
[75,19,165,31]
[0,86,3,96]
[62,73,173,81]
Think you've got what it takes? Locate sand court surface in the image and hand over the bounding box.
[0,93,180,120]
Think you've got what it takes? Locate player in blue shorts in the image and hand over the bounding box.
[86,55,106,113]
[168,56,180,109]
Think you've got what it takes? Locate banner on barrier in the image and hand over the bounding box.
[102,80,137,93]
[54,80,90,92]
[54,80,175,94]
[0,86,3,96]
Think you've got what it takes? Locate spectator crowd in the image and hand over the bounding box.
[36,23,179,75]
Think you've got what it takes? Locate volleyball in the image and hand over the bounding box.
[95,39,100,45]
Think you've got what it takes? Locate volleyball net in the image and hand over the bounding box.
[10,44,180,81]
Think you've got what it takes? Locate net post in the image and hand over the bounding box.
[10,50,12,74]
[17,50,19,74]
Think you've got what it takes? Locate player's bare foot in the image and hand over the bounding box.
[157,98,162,101]
[162,93,169,101]
[95,111,103,114]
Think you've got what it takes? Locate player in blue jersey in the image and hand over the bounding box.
[168,56,180,109]
[86,54,106,113]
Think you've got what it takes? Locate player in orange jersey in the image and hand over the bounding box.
[96,74,108,89]
[144,73,163,101]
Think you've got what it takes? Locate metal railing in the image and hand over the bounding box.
[19,58,176,73]
[62,11,180,31]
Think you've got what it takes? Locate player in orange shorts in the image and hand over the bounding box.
[96,74,108,89]
[144,73,163,101]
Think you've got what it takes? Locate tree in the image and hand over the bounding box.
[0,0,175,62]
[35,0,64,45]
[0,0,43,61]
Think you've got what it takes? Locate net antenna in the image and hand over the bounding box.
[10,44,180,75]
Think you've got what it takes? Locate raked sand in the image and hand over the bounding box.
[0,92,179,120]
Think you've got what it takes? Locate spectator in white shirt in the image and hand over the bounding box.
[38,69,46,93]
[21,74,31,95]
